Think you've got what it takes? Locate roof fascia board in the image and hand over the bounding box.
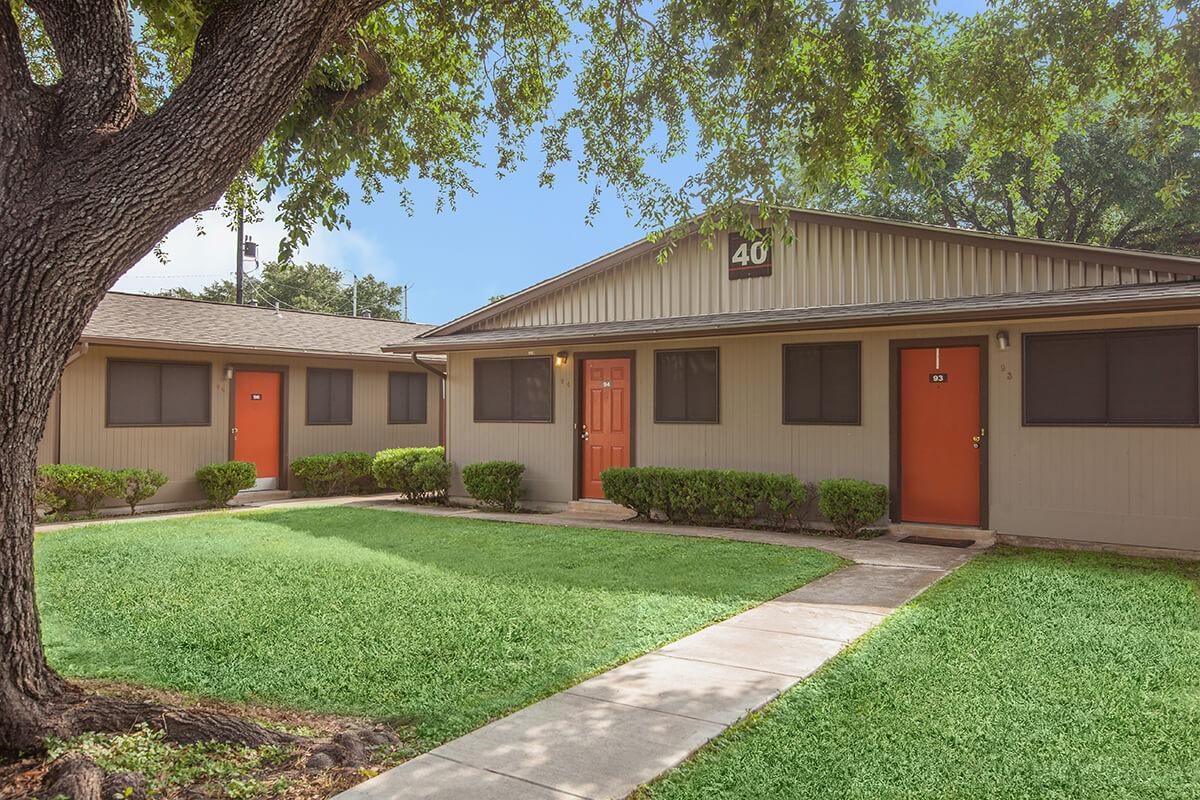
[80,335,446,363]
[385,292,1200,353]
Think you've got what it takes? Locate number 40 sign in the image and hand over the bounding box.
[727,230,772,280]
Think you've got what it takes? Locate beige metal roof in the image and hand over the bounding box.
[384,281,1200,353]
[418,204,1200,339]
[85,292,442,362]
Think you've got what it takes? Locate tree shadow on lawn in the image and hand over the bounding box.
[241,506,843,604]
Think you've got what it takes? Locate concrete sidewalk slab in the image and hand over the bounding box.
[431,692,724,799]
[779,564,947,614]
[345,754,580,799]
[723,598,884,641]
[563,653,795,725]
[657,621,845,678]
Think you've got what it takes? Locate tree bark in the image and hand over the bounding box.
[0,0,386,756]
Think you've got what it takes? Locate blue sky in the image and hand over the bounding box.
[117,0,989,325]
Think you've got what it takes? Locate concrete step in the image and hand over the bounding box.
[233,489,292,505]
[565,499,637,520]
[888,523,996,548]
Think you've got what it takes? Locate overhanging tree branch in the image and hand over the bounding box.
[311,36,392,117]
[0,2,32,95]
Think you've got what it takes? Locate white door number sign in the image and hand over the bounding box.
[728,230,772,280]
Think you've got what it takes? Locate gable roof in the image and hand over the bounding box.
[84,292,441,362]
[416,206,1200,340]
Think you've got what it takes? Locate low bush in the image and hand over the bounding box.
[818,478,889,537]
[462,461,526,511]
[372,446,450,503]
[115,468,169,514]
[36,464,122,518]
[195,461,257,507]
[600,467,808,527]
[290,451,374,496]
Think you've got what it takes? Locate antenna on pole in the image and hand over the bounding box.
[235,205,244,305]
[352,276,358,317]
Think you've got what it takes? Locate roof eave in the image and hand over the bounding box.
[81,335,446,363]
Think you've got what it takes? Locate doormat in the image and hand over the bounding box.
[898,535,975,548]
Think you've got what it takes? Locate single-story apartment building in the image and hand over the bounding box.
[384,206,1200,554]
[38,292,444,506]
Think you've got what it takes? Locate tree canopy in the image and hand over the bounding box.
[795,111,1200,255]
[160,261,410,319]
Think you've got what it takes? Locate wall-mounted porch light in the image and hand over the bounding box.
[554,351,570,367]
[996,330,1011,351]
[224,366,234,381]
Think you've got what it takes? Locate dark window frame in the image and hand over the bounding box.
[387,370,428,425]
[1023,326,1200,427]
[105,359,212,428]
[305,367,354,425]
[782,342,862,425]
[473,356,555,423]
[653,347,721,424]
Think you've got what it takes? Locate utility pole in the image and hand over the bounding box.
[235,205,244,305]
[351,276,358,317]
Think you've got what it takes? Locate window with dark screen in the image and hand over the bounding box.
[106,360,211,426]
[1024,328,1199,425]
[307,368,353,424]
[654,348,719,423]
[388,371,428,424]
[783,343,861,424]
[473,357,553,421]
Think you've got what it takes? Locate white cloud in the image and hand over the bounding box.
[115,202,398,295]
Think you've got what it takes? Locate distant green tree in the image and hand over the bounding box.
[794,114,1200,256]
[160,262,408,319]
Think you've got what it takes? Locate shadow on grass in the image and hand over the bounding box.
[242,506,841,603]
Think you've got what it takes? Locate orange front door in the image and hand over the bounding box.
[233,371,282,486]
[899,346,982,526]
[581,358,631,499]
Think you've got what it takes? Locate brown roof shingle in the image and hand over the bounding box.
[85,292,438,361]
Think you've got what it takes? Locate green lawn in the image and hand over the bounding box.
[34,507,840,744]
[641,548,1200,800]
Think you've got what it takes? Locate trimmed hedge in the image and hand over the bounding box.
[290,451,375,496]
[115,468,168,514]
[372,446,450,503]
[462,461,526,511]
[195,461,257,507]
[600,467,808,526]
[818,478,889,537]
[35,464,122,518]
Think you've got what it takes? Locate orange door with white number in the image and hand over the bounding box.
[899,346,983,526]
[233,371,282,489]
[581,358,631,499]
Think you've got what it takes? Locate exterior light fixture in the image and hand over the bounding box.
[555,351,569,367]
[224,366,234,381]
[996,330,1010,351]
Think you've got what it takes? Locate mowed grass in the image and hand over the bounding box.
[642,548,1200,800]
[34,507,840,743]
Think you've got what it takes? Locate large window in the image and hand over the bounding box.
[783,342,861,424]
[307,368,353,424]
[388,371,428,424]
[106,360,211,427]
[1024,327,1199,425]
[474,357,553,422]
[655,348,719,423]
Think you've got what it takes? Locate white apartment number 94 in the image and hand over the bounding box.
[731,240,769,266]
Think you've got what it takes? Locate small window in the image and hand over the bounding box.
[388,371,428,424]
[473,357,553,422]
[106,360,211,426]
[307,368,353,424]
[783,342,861,424]
[1024,327,1199,425]
[655,348,719,423]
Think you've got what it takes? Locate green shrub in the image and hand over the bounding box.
[600,467,808,527]
[195,461,257,507]
[115,468,169,514]
[372,447,450,503]
[290,451,375,496]
[818,478,889,537]
[35,464,121,518]
[462,461,526,511]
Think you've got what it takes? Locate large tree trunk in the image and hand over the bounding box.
[0,0,386,756]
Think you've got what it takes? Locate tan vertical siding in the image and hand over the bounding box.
[447,309,1200,551]
[476,220,1185,331]
[44,345,441,505]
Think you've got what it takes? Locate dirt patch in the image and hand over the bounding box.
[0,681,418,800]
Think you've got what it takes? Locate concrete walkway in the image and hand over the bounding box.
[335,508,976,800]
